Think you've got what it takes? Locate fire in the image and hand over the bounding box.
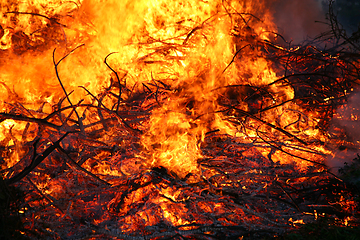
[0,0,288,177]
[135,0,290,177]
[2,0,284,175]
[1,0,359,238]
[141,104,203,178]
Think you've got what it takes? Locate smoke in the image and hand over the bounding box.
[267,0,360,174]
[326,92,360,174]
[269,0,328,43]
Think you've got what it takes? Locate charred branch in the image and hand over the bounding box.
[6,132,77,185]
[52,44,85,131]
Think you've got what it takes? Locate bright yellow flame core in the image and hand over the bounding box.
[142,103,203,178]
[137,0,285,177]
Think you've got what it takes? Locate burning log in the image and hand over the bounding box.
[0,0,359,239]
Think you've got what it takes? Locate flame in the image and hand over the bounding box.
[135,0,294,178]
[0,0,299,177]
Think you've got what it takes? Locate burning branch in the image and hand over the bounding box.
[6,131,77,185]
[0,113,61,130]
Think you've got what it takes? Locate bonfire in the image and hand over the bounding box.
[0,0,359,239]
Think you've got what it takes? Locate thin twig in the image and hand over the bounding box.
[53,44,85,131]
[104,52,124,112]
[5,11,65,26]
